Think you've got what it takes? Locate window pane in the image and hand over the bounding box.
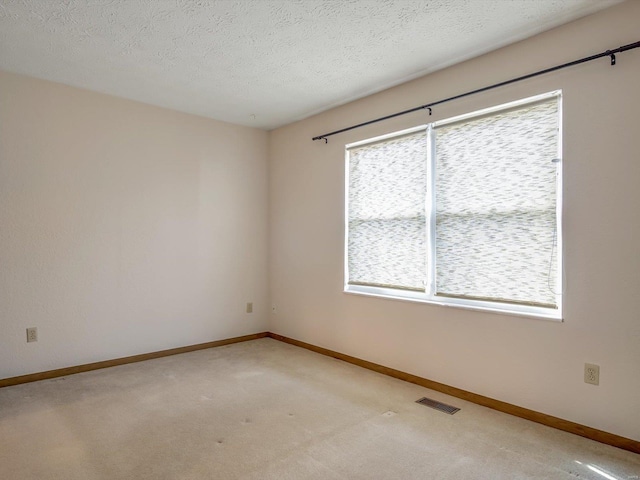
[348,130,428,290]
[434,99,559,307]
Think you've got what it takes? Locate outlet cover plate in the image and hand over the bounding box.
[26,327,38,343]
[584,363,600,385]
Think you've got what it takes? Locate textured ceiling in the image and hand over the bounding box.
[0,0,623,129]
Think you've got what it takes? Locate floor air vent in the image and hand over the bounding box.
[415,397,460,415]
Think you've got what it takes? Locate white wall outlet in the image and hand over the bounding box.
[246,302,253,313]
[26,327,38,343]
[271,304,277,314]
[584,363,600,385]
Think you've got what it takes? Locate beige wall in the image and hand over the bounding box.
[0,71,269,379]
[269,1,640,441]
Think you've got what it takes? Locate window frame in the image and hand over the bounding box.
[344,91,563,321]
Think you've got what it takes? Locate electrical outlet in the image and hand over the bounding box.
[26,327,38,343]
[246,302,253,313]
[584,363,600,385]
[271,304,277,314]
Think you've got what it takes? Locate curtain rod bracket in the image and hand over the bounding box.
[608,51,616,65]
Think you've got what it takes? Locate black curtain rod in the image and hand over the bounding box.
[312,40,640,143]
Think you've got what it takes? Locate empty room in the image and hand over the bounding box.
[1,0,639,478]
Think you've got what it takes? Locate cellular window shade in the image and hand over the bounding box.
[434,98,560,307]
[347,130,428,291]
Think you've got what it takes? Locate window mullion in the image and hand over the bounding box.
[425,123,436,297]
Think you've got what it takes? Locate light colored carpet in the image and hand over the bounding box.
[0,338,638,479]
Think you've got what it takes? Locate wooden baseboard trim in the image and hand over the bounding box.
[0,332,269,389]
[267,332,640,455]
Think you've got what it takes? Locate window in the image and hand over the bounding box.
[345,91,562,319]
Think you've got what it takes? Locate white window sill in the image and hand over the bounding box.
[344,286,563,322]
